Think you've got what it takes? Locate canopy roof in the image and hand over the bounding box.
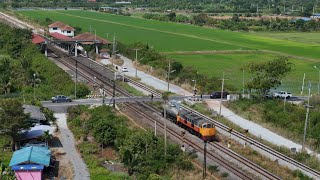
[74,32,110,44]
[9,146,51,167]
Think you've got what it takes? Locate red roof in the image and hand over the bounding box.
[49,32,73,41]
[32,34,45,44]
[74,32,109,44]
[60,25,75,31]
[48,21,66,28]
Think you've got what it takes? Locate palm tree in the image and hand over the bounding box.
[41,130,52,147]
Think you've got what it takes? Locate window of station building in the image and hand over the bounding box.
[67,31,71,33]
[52,27,57,30]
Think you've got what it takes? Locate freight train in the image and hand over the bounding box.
[163,101,216,142]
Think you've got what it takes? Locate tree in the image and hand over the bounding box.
[0,99,31,151]
[0,56,13,94]
[41,130,52,147]
[245,56,292,95]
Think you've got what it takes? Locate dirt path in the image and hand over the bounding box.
[54,113,90,180]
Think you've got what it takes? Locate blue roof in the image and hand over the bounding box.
[9,146,51,167]
[313,13,320,16]
[291,17,311,22]
[11,164,44,171]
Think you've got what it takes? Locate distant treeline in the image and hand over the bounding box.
[143,13,320,32]
[2,0,320,15]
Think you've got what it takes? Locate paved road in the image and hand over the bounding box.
[55,113,90,180]
[42,95,211,108]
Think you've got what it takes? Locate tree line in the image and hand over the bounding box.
[0,22,89,103]
[2,0,320,15]
[143,12,320,32]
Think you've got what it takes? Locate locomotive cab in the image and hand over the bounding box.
[200,123,216,142]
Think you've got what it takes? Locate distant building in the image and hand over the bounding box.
[115,1,131,5]
[9,146,51,180]
[100,6,119,12]
[48,21,75,37]
[87,0,96,2]
[311,13,320,19]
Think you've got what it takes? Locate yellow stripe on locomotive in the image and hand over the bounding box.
[177,111,216,142]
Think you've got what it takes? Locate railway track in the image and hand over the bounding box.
[47,44,282,179]
[181,105,320,179]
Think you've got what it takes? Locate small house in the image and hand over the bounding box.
[311,13,320,19]
[48,21,75,37]
[9,146,51,180]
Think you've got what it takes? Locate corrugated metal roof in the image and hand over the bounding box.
[9,146,51,167]
[31,34,46,44]
[48,21,66,28]
[49,32,73,41]
[23,105,46,121]
[11,164,44,171]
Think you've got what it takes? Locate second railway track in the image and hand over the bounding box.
[47,44,283,179]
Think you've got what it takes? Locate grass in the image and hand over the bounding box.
[15,10,320,60]
[169,53,320,94]
[0,137,12,166]
[255,32,320,45]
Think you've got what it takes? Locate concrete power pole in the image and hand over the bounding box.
[163,103,167,163]
[219,72,225,116]
[133,49,140,78]
[302,82,312,151]
[112,34,116,66]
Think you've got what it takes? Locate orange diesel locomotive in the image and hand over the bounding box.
[164,101,216,142]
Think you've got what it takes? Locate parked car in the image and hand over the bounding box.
[121,67,128,72]
[210,91,229,99]
[273,91,292,99]
[51,95,72,103]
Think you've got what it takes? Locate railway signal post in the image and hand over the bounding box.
[203,140,207,179]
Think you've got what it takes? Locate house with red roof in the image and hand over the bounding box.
[48,21,75,37]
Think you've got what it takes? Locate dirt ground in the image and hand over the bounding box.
[45,132,74,180]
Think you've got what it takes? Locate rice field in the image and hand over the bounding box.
[168,53,320,94]
[16,10,320,94]
[17,10,320,59]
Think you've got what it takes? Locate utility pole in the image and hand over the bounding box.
[219,72,225,116]
[203,141,207,179]
[167,60,171,92]
[75,60,78,99]
[301,73,305,95]
[112,80,115,108]
[133,48,140,78]
[109,80,116,108]
[112,34,116,67]
[163,103,167,163]
[302,81,312,151]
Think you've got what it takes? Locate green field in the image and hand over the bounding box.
[255,32,320,45]
[17,10,320,59]
[169,53,320,94]
[16,10,320,94]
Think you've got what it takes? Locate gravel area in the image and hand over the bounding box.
[54,113,90,180]
[101,56,192,96]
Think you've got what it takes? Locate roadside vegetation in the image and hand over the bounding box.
[67,105,194,179]
[0,22,89,103]
[226,98,320,152]
[184,102,317,179]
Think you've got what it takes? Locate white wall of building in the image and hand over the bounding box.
[49,28,74,37]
